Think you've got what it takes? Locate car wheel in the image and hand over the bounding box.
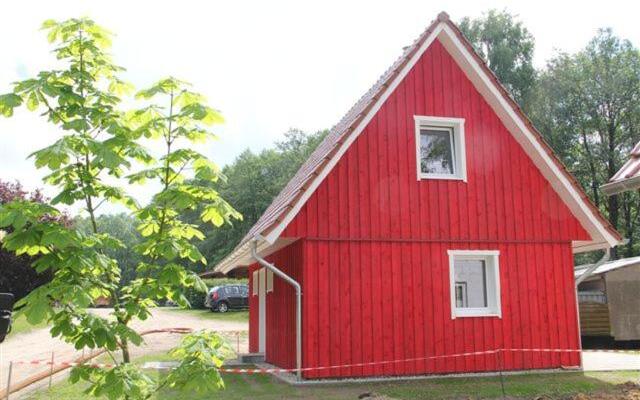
[218,302,229,313]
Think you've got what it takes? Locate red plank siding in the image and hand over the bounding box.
[299,241,580,378]
[269,38,588,378]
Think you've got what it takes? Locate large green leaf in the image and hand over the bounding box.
[0,93,23,116]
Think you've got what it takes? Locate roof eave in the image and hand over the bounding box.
[601,175,640,196]
[213,237,299,274]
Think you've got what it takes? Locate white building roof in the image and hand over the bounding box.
[575,256,640,279]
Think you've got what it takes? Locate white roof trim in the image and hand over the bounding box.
[215,237,297,274]
[601,174,640,196]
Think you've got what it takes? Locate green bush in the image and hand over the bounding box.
[183,278,248,309]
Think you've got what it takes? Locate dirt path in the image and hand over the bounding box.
[0,308,248,398]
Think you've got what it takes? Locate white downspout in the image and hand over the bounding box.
[251,236,302,381]
[575,249,610,286]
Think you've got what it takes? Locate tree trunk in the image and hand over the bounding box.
[623,192,634,256]
[607,120,619,258]
[580,130,600,208]
[122,340,131,363]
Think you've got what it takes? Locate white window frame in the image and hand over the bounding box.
[448,250,501,319]
[266,269,274,293]
[414,116,467,181]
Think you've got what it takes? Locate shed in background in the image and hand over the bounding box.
[576,256,640,341]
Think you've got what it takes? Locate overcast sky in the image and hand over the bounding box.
[1,0,638,214]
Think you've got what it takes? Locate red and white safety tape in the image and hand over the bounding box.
[10,347,638,374]
[218,330,247,335]
[219,348,586,375]
[12,360,116,369]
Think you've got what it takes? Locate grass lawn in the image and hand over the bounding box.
[8,313,49,336]
[164,307,249,323]
[25,362,640,400]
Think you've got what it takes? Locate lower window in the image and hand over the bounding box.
[448,250,501,318]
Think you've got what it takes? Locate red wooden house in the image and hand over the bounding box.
[214,12,622,379]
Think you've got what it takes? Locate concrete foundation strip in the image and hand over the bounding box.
[220,348,594,374]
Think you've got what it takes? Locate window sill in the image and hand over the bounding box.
[418,173,467,181]
[452,309,502,319]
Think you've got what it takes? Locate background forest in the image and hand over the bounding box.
[3,9,640,297]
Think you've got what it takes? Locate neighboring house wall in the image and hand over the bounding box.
[578,278,605,293]
[605,265,640,340]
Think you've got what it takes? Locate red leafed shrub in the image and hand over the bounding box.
[0,180,70,300]
[0,180,46,203]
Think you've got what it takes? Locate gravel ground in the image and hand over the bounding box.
[583,350,640,371]
[0,307,248,399]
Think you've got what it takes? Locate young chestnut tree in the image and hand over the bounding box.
[0,18,240,398]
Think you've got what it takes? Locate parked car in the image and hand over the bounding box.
[204,284,249,313]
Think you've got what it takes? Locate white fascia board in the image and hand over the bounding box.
[572,240,610,254]
[214,237,299,274]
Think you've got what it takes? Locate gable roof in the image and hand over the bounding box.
[214,12,622,274]
[601,141,640,195]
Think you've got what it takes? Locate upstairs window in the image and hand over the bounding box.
[448,250,501,318]
[414,116,466,181]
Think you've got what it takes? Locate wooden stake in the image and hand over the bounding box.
[4,361,12,400]
[48,352,54,390]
